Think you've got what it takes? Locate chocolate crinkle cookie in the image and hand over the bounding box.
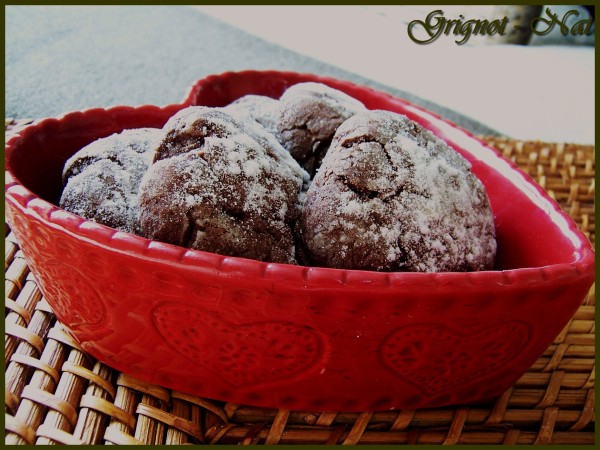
[138,106,310,264]
[223,94,281,137]
[301,110,497,272]
[60,128,163,234]
[278,82,366,177]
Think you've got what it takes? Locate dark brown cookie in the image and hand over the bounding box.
[278,82,366,177]
[60,128,163,233]
[224,94,280,137]
[138,106,309,264]
[301,110,496,272]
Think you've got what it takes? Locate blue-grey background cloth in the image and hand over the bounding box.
[6,5,499,136]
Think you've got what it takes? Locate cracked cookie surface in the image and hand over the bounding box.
[278,82,366,177]
[301,110,497,272]
[138,106,310,264]
[60,128,163,234]
[223,94,281,138]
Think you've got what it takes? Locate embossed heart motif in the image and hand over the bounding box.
[381,322,530,396]
[152,303,326,388]
[38,260,107,329]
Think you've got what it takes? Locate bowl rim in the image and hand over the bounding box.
[5,70,595,291]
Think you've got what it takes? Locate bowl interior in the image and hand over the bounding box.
[6,72,592,273]
[6,105,184,207]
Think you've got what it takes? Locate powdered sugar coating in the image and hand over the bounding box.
[138,106,310,264]
[278,82,367,176]
[223,95,281,137]
[301,110,496,272]
[60,128,163,233]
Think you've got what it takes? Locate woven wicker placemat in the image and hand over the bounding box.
[4,119,595,445]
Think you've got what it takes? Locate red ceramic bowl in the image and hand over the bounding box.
[5,71,594,412]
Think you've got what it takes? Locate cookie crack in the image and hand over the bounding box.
[63,157,95,182]
[183,209,197,248]
[223,208,246,222]
[280,122,302,134]
[338,170,429,203]
[380,143,397,171]
[64,154,129,182]
[156,118,233,162]
[104,154,128,169]
[157,135,206,162]
[339,175,381,200]
[339,134,379,149]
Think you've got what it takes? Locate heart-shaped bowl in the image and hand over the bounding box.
[5,70,594,411]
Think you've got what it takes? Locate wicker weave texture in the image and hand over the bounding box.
[4,121,595,444]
